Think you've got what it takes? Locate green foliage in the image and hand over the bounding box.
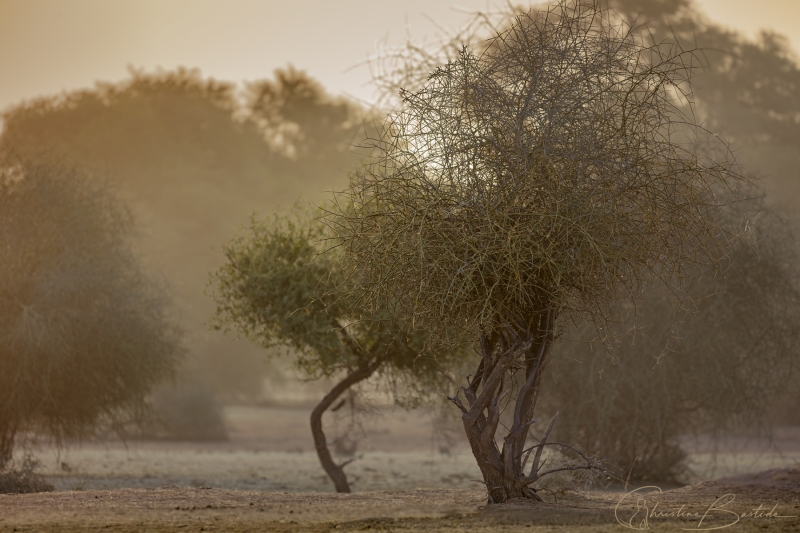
[211,208,348,375]
[0,156,182,466]
[210,207,459,389]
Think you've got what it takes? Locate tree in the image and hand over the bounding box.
[209,207,458,493]
[541,204,800,482]
[0,156,182,468]
[609,0,800,204]
[245,66,366,164]
[329,1,748,503]
[527,0,800,480]
[0,67,367,404]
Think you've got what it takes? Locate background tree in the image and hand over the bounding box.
[0,155,182,468]
[209,207,459,493]
[330,1,749,503]
[616,0,800,428]
[609,0,800,207]
[540,204,800,482]
[0,67,367,404]
[245,66,366,164]
[516,0,800,482]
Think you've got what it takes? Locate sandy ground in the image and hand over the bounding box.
[1,472,799,532]
[2,406,799,531]
[23,406,800,493]
[27,406,484,493]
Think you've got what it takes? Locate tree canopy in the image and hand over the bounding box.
[210,207,461,492]
[332,2,746,344]
[0,156,182,467]
[0,66,368,402]
[328,0,750,503]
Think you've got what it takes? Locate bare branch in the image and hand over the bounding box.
[530,411,559,478]
[521,441,607,487]
[448,391,468,414]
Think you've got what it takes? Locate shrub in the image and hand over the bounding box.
[543,206,800,482]
[210,207,464,492]
[144,383,229,442]
[0,456,54,494]
[0,155,182,466]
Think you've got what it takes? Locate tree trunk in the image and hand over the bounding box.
[310,358,384,493]
[450,310,557,503]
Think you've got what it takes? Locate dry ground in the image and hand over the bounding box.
[24,407,800,493]
[2,406,799,532]
[1,472,799,532]
[26,406,483,493]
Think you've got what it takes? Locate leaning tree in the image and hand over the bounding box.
[209,207,460,493]
[328,1,749,503]
[0,156,182,469]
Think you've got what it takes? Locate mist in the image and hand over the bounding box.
[1,1,799,529]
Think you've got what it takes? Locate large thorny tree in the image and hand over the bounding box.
[329,1,748,503]
[210,208,458,493]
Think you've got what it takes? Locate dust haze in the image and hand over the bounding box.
[0,1,799,531]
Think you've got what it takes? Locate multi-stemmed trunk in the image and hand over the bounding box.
[450,308,572,503]
[309,357,384,493]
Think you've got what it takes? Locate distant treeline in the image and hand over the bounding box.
[611,0,800,203]
[1,0,799,418]
[0,66,371,401]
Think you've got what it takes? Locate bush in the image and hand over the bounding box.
[144,383,229,442]
[0,155,182,466]
[542,207,800,482]
[0,456,54,494]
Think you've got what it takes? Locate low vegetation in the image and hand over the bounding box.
[0,456,53,494]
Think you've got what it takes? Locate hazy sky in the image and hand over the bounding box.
[1,0,799,113]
